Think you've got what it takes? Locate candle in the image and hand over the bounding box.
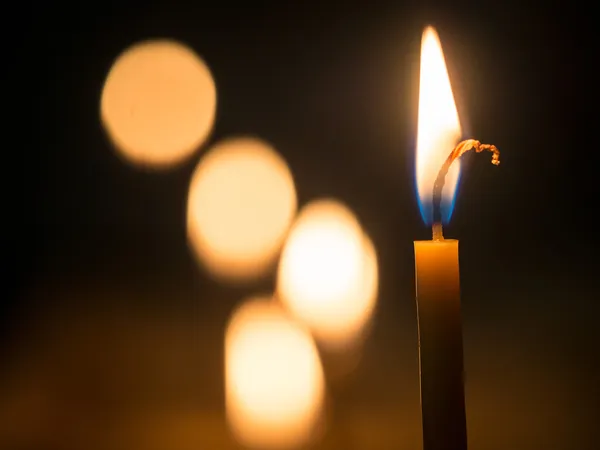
[414,27,500,450]
[414,236,466,450]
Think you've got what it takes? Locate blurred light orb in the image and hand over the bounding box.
[277,199,379,349]
[355,233,379,334]
[225,297,325,449]
[187,137,297,282]
[100,39,216,168]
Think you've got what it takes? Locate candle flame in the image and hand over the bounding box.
[187,137,297,282]
[416,26,462,225]
[277,199,379,351]
[225,298,325,449]
[100,40,216,168]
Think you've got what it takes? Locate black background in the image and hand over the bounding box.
[3,1,597,449]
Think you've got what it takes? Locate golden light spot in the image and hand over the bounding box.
[277,199,379,350]
[187,137,297,282]
[225,297,325,449]
[101,39,216,168]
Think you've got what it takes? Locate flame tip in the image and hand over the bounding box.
[422,26,440,41]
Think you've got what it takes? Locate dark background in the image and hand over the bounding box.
[3,1,597,449]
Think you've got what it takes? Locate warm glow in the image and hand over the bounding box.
[416,26,462,225]
[187,137,297,282]
[277,199,379,350]
[225,297,325,449]
[101,40,216,168]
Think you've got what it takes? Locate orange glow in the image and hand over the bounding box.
[187,137,297,282]
[100,40,216,168]
[225,297,325,449]
[277,199,378,350]
[416,27,462,222]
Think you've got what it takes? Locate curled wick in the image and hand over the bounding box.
[432,139,500,240]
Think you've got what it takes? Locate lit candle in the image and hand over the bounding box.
[414,27,499,450]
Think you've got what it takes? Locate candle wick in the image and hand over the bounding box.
[432,222,444,240]
[432,139,500,227]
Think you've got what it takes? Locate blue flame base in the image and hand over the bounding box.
[418,197,457,227]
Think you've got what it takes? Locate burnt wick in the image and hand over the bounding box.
[432,139,500,240]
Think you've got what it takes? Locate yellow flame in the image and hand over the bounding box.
[225,297,325,449]
[277,199,378,350]
[416,27,462,209]
[187,137,297,282]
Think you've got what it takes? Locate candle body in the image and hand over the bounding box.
[414,239,467,450]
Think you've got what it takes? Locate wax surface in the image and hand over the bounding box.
[414,239,467,450]
[414,240,460,301]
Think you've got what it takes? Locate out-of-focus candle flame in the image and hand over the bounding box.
[187,137,297,282]
[416,26,462,225]
[100,40,216,168]
[225,297,325,449]
[277,199,378,350]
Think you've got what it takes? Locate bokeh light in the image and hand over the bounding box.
[100,39,216,168]
[277,199,379,350]
[187,137,297,282]
[225,297,325,449]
